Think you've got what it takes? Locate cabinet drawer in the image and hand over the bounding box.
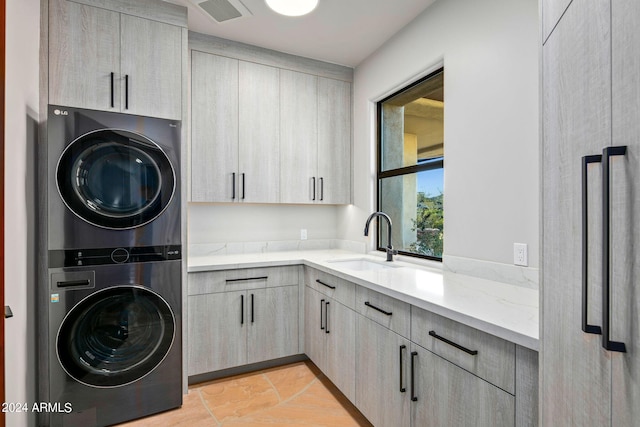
[355,286,410,338]
[188,266,300,296]
[411,307,515,394]
[304,267,355,308]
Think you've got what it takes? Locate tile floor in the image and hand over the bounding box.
[118,361,373,427]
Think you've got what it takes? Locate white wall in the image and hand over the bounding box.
[5,0,41,426]
[189,203,339,243]
[342,0,539,268]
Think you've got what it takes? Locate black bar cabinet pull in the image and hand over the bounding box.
[125,74,129,109]
[325,301,330,334]
[232,172,236,200]
[241,173,246,199]
[110,72,115,108]
[316,279,336,290]
[312,177,316,201]
[581,154,603,335]
[226,276,268,283]
[364,301,392,316]
[602,145,627,353]
[240,294,244,325]
[319,177,324,201]
[251,294,254,323]
[410,351,418,401]
[399,345,406,393]
[320,299,325,330]
[428,330,478,356]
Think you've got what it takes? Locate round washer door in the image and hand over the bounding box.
[57,286,175,388]
[56,129,175,229]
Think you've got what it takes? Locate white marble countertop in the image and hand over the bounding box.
[188,249,539,351]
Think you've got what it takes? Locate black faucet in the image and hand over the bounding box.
[364,211,398,262]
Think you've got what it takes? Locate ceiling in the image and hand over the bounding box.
[165,0,436,67]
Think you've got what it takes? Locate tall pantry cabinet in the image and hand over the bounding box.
[541,0,640,425]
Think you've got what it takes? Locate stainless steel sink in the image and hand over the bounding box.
[327,258,398,271]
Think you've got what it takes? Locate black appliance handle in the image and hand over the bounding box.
[364,301,392,316]
[581,154,603,334]
[410,351,418,401]
[602,145,627,353]
[399,345,406,393]
[125,74,129,109]
[110,72,115,108]
[57,280,90,288]
[428,330,478,356]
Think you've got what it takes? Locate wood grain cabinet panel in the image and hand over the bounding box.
[48,0,183,119]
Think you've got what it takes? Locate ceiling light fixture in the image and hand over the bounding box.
[265,0,318,16]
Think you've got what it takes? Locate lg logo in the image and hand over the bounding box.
[53,109,69,116]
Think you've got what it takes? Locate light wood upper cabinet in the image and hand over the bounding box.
[120,14,182,120]
[49,0,120,112]
[280,72,352,204]
[48,0,183,120]
[280,70,318,204]
[190,52,239,202]
[317,77,351,204]
[238,62,280,203]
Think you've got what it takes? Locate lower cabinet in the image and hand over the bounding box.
[355,314,411,427]
[304,286,356,402]
[188,268,299,376]
[411,344,515,427]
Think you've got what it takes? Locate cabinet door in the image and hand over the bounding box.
[247,286,299,364]
[356,314,410,427]
[540,1,612,425]
[49,0,120,111]
[324,299,356,402]
[611,0,640,424]
[120,14,182,120]
[411,345,514,427]
[317,77,351,204]
[304,286,326,370]
[187,291,246,375]
[280,70,318,203]
[239,61,280,203]
[190,52,239,202]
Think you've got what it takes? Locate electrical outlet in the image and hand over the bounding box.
[300,229,308,240]
[514,243,528,266]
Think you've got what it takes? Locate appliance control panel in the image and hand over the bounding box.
[49,245,181,268]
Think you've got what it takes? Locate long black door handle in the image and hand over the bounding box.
[312,177,316,201]
[125,74,129,109]
[325,301,330,334]
[428,330,478,356]
[582,154,603,334]
[319,177,324,201]
[320,299,325,330]
[399,345,406,393]
[251,294,255,323]
[110,72,115,108]
[232,172,236,200]
[602,145,627,353]
[240,294,244,325]
[410,351,418,401]
[241,173,246,200]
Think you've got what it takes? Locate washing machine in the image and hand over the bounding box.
[45,250,182,427]
[46,105,181,250]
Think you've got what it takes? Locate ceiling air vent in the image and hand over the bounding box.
[192,0,252,23]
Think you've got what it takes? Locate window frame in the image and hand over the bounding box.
[376,67,444,262]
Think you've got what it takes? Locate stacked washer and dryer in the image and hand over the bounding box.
[40,105,183,426]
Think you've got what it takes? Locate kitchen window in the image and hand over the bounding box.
[377,68,444,261]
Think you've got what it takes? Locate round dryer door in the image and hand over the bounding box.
[56,129,176,229]
[57,286,175,388]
